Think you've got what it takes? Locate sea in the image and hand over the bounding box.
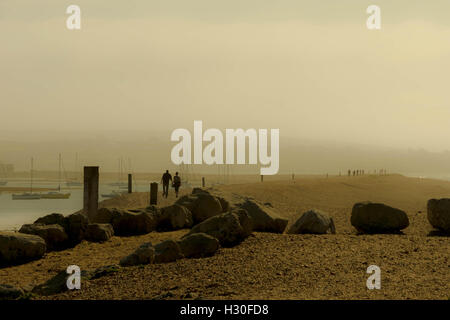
[0,180,152,231]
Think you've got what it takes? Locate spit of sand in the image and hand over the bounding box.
[1,174,449,300]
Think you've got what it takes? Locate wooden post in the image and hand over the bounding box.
[202,177,205,188]
[150,182,158,205]
[128,174,132,193]
[261,175,263,182]
[83,166,99,222]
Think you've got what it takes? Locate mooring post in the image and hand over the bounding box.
[83,166,99,222]
[128,174,132,193]
[202,177,205,188]
[150,182,158,205]
[261,175,264,182]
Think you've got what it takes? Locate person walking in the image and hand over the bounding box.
[173,172,181,198]
[161,170,172,198]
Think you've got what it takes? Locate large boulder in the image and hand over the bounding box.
[0,232,46,266]
[175,192,224,224]
[34,213,68,229]
[93,208,158,236]
[351,202,409,234]
[19,224,69,251]
[177,233,220,258]
[120,242,155,266]
[154,240,183,263]
[287,210,336,234]
[85,223,114,242]
[185,209,253,247]
[29,212,87,247]
[65,213,89,245]
[0,284,24,300]
[32,270,69,296]
[234,199,288,233]
[158,205,193,231]
[427,198,450,233]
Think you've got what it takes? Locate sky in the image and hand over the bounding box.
[1,0,450,158]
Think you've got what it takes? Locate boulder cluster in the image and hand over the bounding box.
[1,188,449,272]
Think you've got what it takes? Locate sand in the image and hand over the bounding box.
[0,174,449,300]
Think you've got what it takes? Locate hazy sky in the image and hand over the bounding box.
[2,0,450,152]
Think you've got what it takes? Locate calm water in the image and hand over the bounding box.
[0,180,152,230]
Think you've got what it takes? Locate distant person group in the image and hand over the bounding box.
[161,170,181,198]
[347,169,387,176]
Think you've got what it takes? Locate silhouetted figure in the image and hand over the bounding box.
[348,170,351,177]
[161,170,172,198]
[173,172,181,198]
[353,170,355,176]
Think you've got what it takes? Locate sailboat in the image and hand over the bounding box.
[66,153,82,187]
[108,158,127,187]
[12,158,41,200]
[41,154,71,199]
[101,189,127,198]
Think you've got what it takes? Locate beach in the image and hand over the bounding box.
[0,174,448,300]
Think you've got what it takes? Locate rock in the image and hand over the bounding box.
[154,240,183,263]
[158,205,193,231]
[235,199,288,233]
[185,209,253,247]
[287,210,336,234]
[19,224,69,251]
[0,284,24,300]
[192,188,210,195]
[427,198,450,233]
[85,223,114,242]
[120,242,155,266]
[94,208,158,236]
[34,213,68,229]
[85,265,121,280]
[175,193,223,224]
[0,232,46,266]
[217,197,230,212]
[351,202,409,233]
[65,213,89,245]
[32,270,69,296]
[177,233,220,258]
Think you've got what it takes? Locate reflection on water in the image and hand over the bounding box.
[0,181,150,230]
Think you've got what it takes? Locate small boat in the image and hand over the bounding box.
[66,180,82,187]
[12,158,41,200]
[41,191,71,199]
[41,154,71,200]
[101,190,126,198]
[12,193,41,200]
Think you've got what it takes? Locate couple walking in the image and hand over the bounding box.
[161,170,181,198]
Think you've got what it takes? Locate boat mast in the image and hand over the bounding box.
[30,157,33,193]
[58,153,62,192]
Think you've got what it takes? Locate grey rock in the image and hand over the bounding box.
[19,223,69,251]
[427,198,450,233]
[0,232,46,267]
[120,242,155,266]
[234,199,288,233]
[185,209,253,247]
[287,210,336,234]
[85,223,114,242]
[351,202,409,233]
[178,233,220,258]
[154,240,183,263]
